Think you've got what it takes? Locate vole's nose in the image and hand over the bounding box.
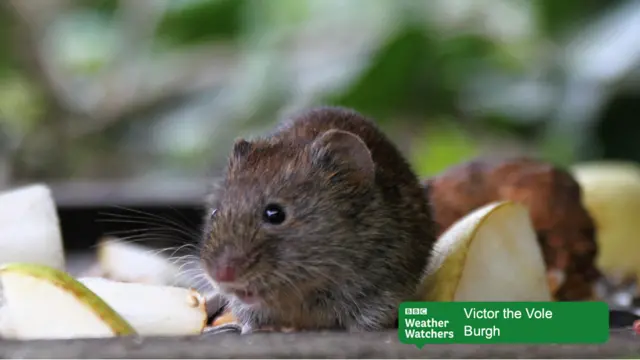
[208,254,244,284]
[212,263,237,283]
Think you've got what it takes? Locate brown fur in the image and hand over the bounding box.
[200,107,436,332]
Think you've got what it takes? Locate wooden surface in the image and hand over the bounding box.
[1,330,639,359]
[12,253,633,359]
[3,188,638,358]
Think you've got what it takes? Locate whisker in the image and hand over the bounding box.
[109,205,199,234]
[101,226,182,236]
[165,243,200,258]
[102,228,189,241]
[170,256,201,272]
[167,205,201,229]
[89,206,209,290]
[134,244,199,259]
[96,211,197,233]
[176,268,205,278]
[97,217,199,241]
[97,207,202,240]
[190,273,212,291]
[95,233,190,247]
[175,258,204,279]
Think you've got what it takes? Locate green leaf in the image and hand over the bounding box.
[533,0,625,38]
[322,23,509,123]
[410,119,479,177]
[155,0,245,47]
[73,0,119,17]
[0,6,15,75]
[323,23,445,121]
[436,34,506,89]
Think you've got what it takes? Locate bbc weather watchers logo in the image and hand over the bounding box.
[399,301,610,348]
[405,307,428,315]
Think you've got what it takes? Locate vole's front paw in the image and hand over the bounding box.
[251,325,298,333]
[240,323,256,334]
[347,316,395,332]
[240,323,297,334]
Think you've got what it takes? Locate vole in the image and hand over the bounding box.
[200,107,436,333]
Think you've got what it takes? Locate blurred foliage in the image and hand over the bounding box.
[325,21,523,122]
[326,24,439,121]
[411,120,480,177]
[155,0,244,47]
[0,8,15,74]
[0,0,637,187]
[75,0,120,14]
[533,0,625,38]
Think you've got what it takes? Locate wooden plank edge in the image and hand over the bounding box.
[0,330,638,359]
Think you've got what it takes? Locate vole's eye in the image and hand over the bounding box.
[263,203,286,225]
[210,209,218,219]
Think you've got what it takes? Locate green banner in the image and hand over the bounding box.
[399,302,609,347]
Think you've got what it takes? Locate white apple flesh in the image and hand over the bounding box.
[78,277,208,336]
[0,184,65,270]
[96,237,195,287]
[571,161,640,280]
[419,201,552,301]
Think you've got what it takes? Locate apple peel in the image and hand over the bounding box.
[0,262,136,340]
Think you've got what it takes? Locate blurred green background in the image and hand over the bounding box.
[1,0,640,193]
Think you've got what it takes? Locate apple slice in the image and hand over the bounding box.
[96,237,194,287]
[78,277,208,336]
[0,305,15,339]
[571,161,640,280]
[0,262,136,340]
[0,184,65,270]
[419,201,552,301]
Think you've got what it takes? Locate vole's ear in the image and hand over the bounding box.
[310,129,375,181]
[232,138,253,159]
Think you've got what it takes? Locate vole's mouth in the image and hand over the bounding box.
[232,289,261,304]
[217,283,263,304]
